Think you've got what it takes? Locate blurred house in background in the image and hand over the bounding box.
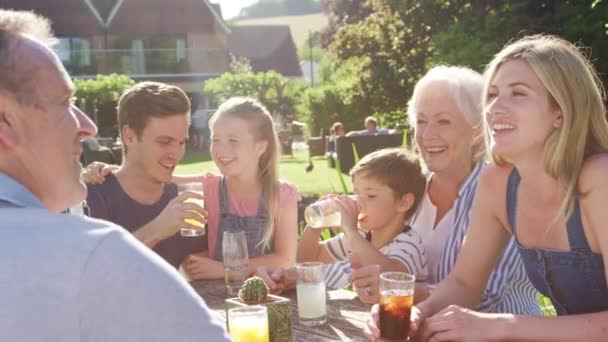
[228,25,301,77]
[2,0,232,108]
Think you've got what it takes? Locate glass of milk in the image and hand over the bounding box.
[296,262,327,326]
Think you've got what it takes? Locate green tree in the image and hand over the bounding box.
[320,0,372,47]
[74,74,134,138]
[203,57,305,128]
[430,1,608,87]
[329,0,466,125]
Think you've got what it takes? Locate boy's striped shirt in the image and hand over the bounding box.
[321,229,428,290]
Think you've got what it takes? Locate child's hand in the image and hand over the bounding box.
[81,161,119,184]
[335,195,359,232]
[182,253,223,279]
[256,266,297,294]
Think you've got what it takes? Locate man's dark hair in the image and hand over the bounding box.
[117,81,191,153]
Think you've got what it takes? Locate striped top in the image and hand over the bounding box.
[321,228,428,290]
[433,162,541,315]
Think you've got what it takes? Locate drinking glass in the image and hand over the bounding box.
[296,262,327,326]
[379,272,415,341]
[223,230,249,296]
[177,182,205,237]
[227,306,269,342]
[304,195,358,229]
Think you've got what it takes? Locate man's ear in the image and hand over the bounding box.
[397,192,415,213]
[122,125,136,144]
[0,109,19,149]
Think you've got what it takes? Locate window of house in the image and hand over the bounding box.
[110,35,187,74]
[56,37,91,67]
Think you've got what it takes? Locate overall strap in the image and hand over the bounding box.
[506,168,521,234]
[219,176,231,215]
[565,200,592,252]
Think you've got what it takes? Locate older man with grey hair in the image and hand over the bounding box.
[0,10,229,342]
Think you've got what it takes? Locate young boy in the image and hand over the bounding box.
[258,148,428,299]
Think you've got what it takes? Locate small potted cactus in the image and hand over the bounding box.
[225,276,292,342]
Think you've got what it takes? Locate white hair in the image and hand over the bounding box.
[407,65,485,162]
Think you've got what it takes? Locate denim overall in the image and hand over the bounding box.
[507,169,608,315]
[212,177,269,261]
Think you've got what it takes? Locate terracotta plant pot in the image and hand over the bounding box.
[225,294,292,342]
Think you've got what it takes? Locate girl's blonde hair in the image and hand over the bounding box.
[483,34,608,220]
[407,65,486,165]
[210,97,281,252]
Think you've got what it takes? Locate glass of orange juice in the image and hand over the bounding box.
[177,182,205,237]
[227,306,269,342]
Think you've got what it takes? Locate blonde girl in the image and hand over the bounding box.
[179,97,299,280]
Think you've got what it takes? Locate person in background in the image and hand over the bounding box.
[191,99,210,150]
[326,121,345,156]
[0,9,229,341]
[347,116,390,136]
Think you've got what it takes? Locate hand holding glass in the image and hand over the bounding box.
[304,195,358,229]
[177,183,205,237]
[223,230,249,295]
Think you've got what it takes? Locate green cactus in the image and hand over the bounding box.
[238,276,269,303]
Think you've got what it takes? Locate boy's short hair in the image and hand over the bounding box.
[350,148,426,218]
[364,116,378,126]
[117,81,191,140]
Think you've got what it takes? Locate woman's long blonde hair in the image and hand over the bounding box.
[483,34,608,220]
[210,97,281,252]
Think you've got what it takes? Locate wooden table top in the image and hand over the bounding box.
[191,279,372,341]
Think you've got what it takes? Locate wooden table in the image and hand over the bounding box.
[191,279,372,341]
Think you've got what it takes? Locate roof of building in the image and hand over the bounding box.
[228,25,302,77]
[1,0,230,35]
[1,0,103,35]
[232,12,327,49]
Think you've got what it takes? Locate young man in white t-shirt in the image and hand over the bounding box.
[258,148,428,302]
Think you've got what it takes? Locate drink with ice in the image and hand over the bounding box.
[296,262,327,326]
[178,183,205,237]
[182,197,206,236]
[378,272,415,341]
[379,289,414,340]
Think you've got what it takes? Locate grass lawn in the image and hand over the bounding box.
[176,148,352,196]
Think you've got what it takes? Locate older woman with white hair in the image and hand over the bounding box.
[352,66,541,316]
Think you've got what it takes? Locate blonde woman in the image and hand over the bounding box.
[367,35,608,341]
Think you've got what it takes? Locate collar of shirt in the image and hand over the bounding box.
[457,162,485,198]
[0,172,45,209]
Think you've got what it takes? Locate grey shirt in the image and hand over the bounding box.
[0,173,230,342]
